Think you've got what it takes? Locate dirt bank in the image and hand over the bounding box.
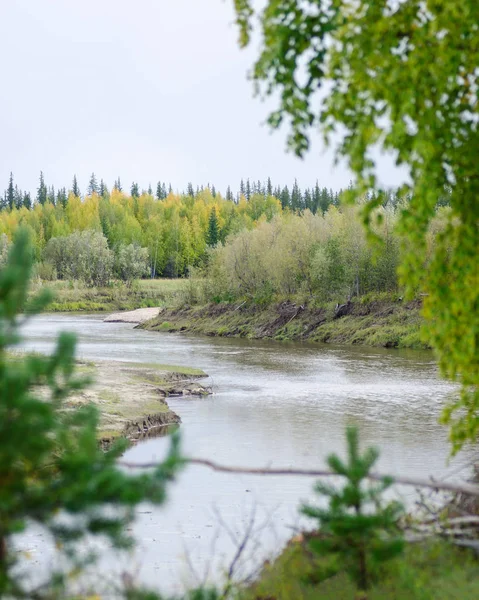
[64,360,211,445]
[141,297,427,349]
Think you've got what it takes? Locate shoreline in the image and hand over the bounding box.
[63,359,211,447]
[140,297,429,350]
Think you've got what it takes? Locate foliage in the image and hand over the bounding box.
[115,243,150,286]
[206,207,219,247]
[0,230,182,598]
[233,0,479,452]
[243,539,479,600]
[301,427,404,592]
[0,233,10,267]
[207,206,403,304]
[44,230,114,287]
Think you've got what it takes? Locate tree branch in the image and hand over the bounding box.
[118,457,479,497]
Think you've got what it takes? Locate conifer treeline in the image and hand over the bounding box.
[2,172,345,215]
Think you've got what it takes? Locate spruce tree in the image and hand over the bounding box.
[130,182,140,198]
[239,179,245,197]
[156,181,163,200]
[72,174,81,198]
[6,173,14,210]
[36,171,47,205]
[280,185,290,209]
[206,207,219,247]
[211,185,216,198]
[99,179,108,198]
[113,177,123,192]
[47,185,56,205]
[245,178,251,200]
[266,176,273,196]
[225,185,233,202]
[0,230,182,598]
[302,427,404,593]
[148,183,153,196]
[88,172,99,195]
[22,192,32,210]
[291,178,302,211]
[187,182,195,197]
[303,188,313,212]
[14,186,23,210]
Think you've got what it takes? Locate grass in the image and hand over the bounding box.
[31,278,191,312]
[241,539,479,600]
[143,296,429,350]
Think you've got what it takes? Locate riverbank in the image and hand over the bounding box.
[141,297,428,350]
[62,360,210,445]
[240,536,479,599]
[32,279,189,312]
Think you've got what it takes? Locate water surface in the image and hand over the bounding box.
[20,314,476,593]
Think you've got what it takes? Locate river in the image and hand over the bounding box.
[20,314,477,595]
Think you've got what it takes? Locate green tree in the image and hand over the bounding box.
[36,171,47,206]
[0,230,182,597]
[22,192,32,210]
[302,427,404,593]
[131,182,140,198]
[115,243,150,286]
[233,0,479,452]
[88,172,99,195]
[99,178,108,197]
[71,174,81,198]
[206,207,219,247]
[6,172,14,210]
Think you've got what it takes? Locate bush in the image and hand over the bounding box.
[115,243,150,286]
[44,230,114,286]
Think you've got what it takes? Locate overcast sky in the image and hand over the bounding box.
[1,0,401,196]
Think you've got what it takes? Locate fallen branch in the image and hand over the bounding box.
[118,457,479,497]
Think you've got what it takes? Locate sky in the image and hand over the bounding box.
[0,0,401,197]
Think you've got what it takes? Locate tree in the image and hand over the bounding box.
[245,178,251,201]
[233,0,479,452]
[291,179,302,212]
[44,231,114,286]
[0,230,182,597]
[113,176,123,192]
[6,172,14,210]
[187,182,195,197]
[130,182,140,198]
[206,207,219,247]
[115,243,149,286]
[99,178,108,197]
[88,172,99,195]
[36,171,47,205]
[225,185,234,202]
[57,187,68,208]
[47,185,56,205]
[266,176,273,196]
[302,427,404,593]
[71,174,81,198]
[22,192,32,210]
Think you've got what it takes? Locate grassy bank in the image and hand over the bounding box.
[241,537,479,600]
[32,278,190,312]
[61,360,208,443]
[142,295,428,350]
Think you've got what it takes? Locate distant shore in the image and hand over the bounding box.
[140,297,428,350]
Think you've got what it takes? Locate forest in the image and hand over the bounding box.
[0,172,442,306]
